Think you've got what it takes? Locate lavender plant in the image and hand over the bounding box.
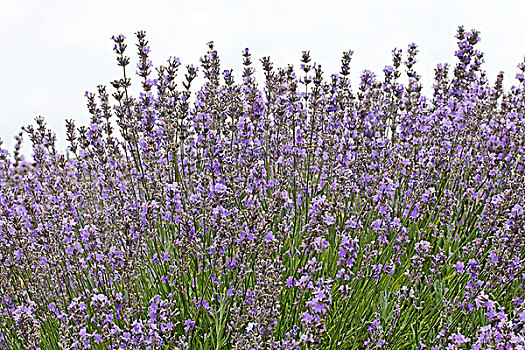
[0,26,524,349]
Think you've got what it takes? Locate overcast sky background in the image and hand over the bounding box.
[2,0,525,158]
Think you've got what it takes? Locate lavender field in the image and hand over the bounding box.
[0,26,524,349]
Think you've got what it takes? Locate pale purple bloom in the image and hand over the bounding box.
[454,261,465,274]
[184,319,195,332]
[325,214,335,225]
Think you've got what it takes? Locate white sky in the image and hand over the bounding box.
[2,0,525,158]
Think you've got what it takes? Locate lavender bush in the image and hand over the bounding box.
[0,26,524,349]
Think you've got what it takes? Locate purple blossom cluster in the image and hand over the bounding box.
[0,26,524,349]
